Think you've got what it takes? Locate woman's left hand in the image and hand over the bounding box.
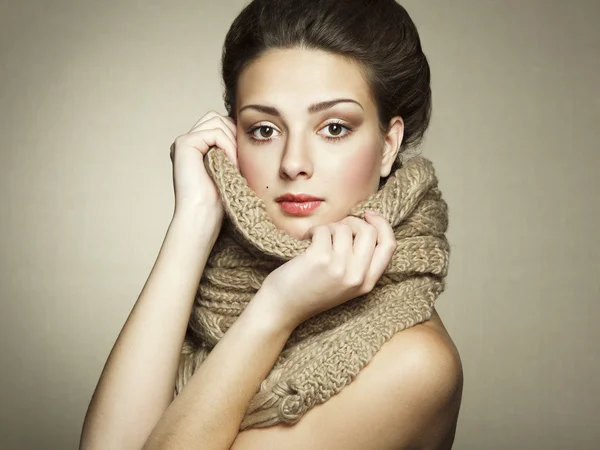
[259,211,397,330]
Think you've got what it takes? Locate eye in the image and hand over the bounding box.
[246,124,281,143]
[246,120,354,144]
[319,121,353,141]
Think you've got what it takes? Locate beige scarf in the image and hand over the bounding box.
[175,146,450,430]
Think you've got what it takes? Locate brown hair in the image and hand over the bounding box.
[221,0,432,171]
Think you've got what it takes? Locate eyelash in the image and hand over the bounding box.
[245,120,354,145]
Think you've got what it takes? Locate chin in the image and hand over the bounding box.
[267,204,343,240]
[271,220,311,240]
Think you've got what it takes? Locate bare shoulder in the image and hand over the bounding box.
[374,308,464,448]
[343,307,463,449]
[230,308,463,450]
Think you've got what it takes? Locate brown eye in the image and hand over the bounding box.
[318,121,353,141]
[328,124,343,136]
[259,126,274,138]
[247,124,280,143]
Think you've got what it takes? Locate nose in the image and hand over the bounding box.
[279,132,314,180]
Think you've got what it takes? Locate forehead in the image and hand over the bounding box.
[236,48,374,112]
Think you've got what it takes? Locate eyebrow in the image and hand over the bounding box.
[238,98,364,116]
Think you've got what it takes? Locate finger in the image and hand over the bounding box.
[188,110,221,132]
[339,216,377,280]
[179,128,237,163]
[362,213,397,286]
[191,116,237,150]
[305,225,333,249]
[220,115,238,137]
[200,128,238,168]
[196,118,238,168]
[328,223,353,258]
[347,216,377,259]
[191,112,237,139]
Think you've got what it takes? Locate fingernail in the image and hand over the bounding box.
[365,209,378,216]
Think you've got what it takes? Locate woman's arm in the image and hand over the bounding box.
[142,284,294,450]
[80,208,223,450]
[140,215,399,449]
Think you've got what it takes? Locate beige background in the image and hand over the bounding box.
[1,0,598,449]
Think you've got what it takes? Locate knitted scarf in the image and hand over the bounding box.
[175,146,450,431]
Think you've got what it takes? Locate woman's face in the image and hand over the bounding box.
[235,48,404,239]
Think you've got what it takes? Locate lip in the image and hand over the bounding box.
[276,193,324,202]
[275,193,325,216]
[278,200,323,216]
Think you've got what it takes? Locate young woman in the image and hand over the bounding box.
[80,1,463,449]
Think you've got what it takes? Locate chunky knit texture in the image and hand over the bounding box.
[174,146,450,430]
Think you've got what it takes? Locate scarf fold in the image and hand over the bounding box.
[175,146,450,431]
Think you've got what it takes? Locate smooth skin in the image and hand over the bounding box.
[79,48,462,450]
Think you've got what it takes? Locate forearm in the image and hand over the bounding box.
[80,210,221,450]
[142,287,295,450]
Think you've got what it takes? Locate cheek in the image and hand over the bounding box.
[238,152,267,194]
[338,147,379,191]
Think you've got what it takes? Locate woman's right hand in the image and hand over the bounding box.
[260,213,397,330]
[169,110,239,222]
